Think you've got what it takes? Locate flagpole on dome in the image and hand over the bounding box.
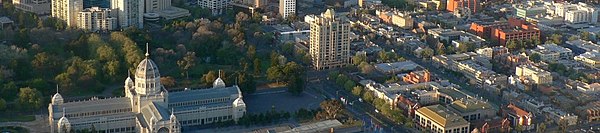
[145,43,150,58]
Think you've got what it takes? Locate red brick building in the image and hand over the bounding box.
[501,103,534,131]
[402,70,431,84]
[447,0,480,14]
[470,18,540,46]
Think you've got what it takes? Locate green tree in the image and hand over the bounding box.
[281,42,294,56]
[0,98,6,111]
[267,65,284,83]
[549,34,562,44]
[362,90,375,103]
[247,45,256,59]
[202,70,217,86]
[17,87,43,110]
[315,100,343,120]
[420,47,434,58]
[177,52,196,79]
[344,80,356,91]
[287,75,304,95]
[581,31,591,41]
[506,40,518,51]
[568,36,578,41]
[352,53,367,65]
[352,86,363,96]
[253,58,261,75]
[529,53,541,63]
[238,72,256,94]
[536,123,546,133]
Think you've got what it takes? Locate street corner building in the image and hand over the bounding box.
[48,49,247,132]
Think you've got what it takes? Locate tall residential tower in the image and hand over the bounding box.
[111,0,144,28]
[52,0,83,26]
[279,0,295,18]
[308,9,351,70]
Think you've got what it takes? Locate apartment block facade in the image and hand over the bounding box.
[309,9,351,70]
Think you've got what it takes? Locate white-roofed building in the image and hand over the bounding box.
[48,44,246,132]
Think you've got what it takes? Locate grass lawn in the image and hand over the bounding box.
[0,115,35,122]
[0,126,29,133]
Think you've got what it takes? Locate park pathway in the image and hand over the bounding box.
[0,115,50,132]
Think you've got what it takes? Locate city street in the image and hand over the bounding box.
[305,70,414,133]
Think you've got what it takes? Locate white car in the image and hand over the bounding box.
[375,109,380,113]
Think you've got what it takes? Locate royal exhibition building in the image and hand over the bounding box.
[47,48,247,133]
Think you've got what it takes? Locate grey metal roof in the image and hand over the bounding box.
[168,86,239,103]
[172,101,232,112]
[56,97,131,114]
[141,102,170,124]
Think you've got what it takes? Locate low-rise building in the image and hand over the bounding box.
[402,70,431,84]
[446,98,497,122]
[428,28,485,46]
[501,103,534,131]
[542,107,578,126]
[475,46,508,59]
[374,61,421,74]
[0,17,13,30]
[415,105,470,133]
[566,39,600,54]
[470,18,540,46]
[574,51,600,68]
[575,101,600,122]
[530,43,573,62]
[515,65,552,85]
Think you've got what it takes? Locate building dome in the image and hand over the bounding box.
[57,116,71,132]
[134,45,162,95]
[213,78,226,88]
[52,93,64,105]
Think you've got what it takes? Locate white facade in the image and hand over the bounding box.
[309,9,351,70]
[198,0,231,15]
[52,0,82,27]
[111,0,144,28]
[279,0,295,19]
[558,2,599,24]
[77,7,117,31]
[145,0,171,13]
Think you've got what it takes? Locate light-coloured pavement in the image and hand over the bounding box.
[0,115,50,133]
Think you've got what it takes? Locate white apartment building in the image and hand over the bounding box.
[13,0,51,15]
[515,65,553,85]
[111,0,144,28]
[52,0,83,27]
[77,7,117,31]
[198,0,231,15]
[279,0,295,19]
[145,0,170,13]
[557,2,599,24]
[309,9,351,70]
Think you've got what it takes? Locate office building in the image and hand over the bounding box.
[470,18,540,46]
[515,65,552,85]
[48,46,246,132]
[77,7,117,31]
[446,0,479,14]
[415,105,470,133]
[198,0,231,15]
[279,0,295,19]
[111,0,144,28]
[309,9,351,70]
[52,0,83,27]
[13,0,51,15]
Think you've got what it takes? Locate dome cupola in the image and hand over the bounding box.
[134,43,162,95]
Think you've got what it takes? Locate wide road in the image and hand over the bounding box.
[306,70,414,133]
